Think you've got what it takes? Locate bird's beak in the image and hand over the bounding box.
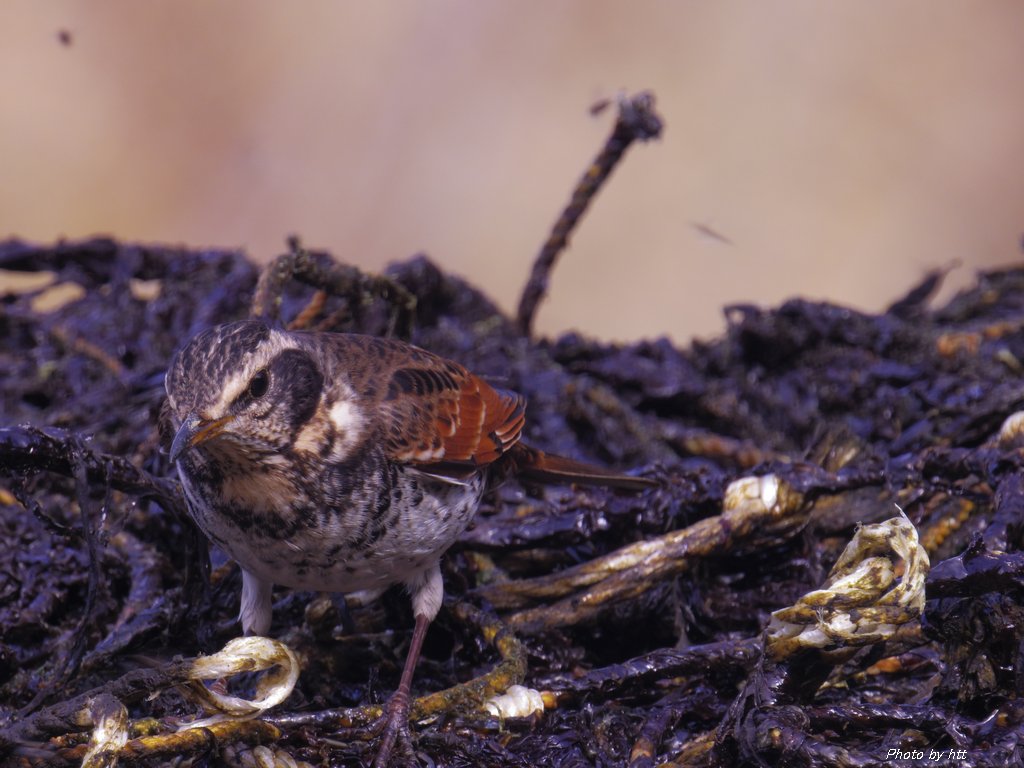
[170,412,235,463]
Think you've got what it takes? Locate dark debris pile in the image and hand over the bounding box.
[3,238,1024,767]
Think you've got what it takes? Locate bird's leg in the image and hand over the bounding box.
[372,565,443,766]
[239,570,273,636]
[372,612,431,767]
[331,593,357,636]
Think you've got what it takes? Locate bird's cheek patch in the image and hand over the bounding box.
[326,399,367,459]
[290,399,366,460]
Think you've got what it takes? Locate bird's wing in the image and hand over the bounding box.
[322,333,526,481]
[379,360,526,480]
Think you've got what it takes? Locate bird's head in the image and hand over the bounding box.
[165,320,324,466]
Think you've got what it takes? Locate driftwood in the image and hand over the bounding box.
[3,95,1024,767]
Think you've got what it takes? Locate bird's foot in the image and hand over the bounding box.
[371,690,415,768]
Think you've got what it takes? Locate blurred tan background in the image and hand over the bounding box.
[3,2,1024,342]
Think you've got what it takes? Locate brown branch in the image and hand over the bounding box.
[0,662,195,752]
[251,237,416,337]
[515,91,663,337]
[0,426,182,511]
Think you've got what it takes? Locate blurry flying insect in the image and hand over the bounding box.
[691,221,734,246]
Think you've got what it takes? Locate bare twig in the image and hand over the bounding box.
[515,91,663,337]
[0,661,195,751]
[288,289,328,330]
[544,638,761,704]
[0,426,182,512]
[251,237,416,337]
[249,249,297,324]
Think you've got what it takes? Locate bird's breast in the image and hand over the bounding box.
[177,447,487,594]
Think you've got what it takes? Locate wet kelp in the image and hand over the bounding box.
[4,112,1024,768]
[4,239,1024,766]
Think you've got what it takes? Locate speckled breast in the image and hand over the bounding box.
[177,449,486,594]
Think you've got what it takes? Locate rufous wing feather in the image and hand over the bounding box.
[381,362,526,480]
[508,443,657,491]
[373,348,650,490]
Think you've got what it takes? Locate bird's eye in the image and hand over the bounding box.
[248,369,270,399]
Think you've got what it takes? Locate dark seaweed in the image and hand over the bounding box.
[2,238,1024,767]
[3,99,1024,766]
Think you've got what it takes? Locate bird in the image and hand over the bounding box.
[163,319,654,765]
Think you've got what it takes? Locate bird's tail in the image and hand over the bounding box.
[508,443,656,491]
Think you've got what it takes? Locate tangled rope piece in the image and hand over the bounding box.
[477,473,809,633]
[483,685,545,720]
[180,636,300,730]
[23,638,299,766]
[80,695,128,768]
[711,511,931,766]
[765,510,929,659]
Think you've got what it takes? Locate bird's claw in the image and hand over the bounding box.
[370,690,415,767]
